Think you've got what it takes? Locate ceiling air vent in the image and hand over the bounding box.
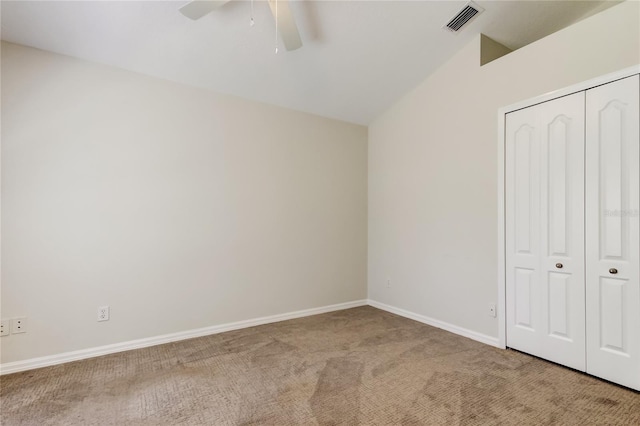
[444,1,484,32]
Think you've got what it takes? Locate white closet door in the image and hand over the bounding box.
[506,92,586,370]
[586,75,640,390]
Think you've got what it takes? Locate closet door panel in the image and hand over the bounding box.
[506,92,585,370]
[538,93,586,369]
[506,112,542,355]
[586,75,640,390]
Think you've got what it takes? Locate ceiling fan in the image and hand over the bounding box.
[179,0,303,51]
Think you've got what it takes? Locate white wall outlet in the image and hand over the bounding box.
[489,303,497,318]
[387,279,392,288]
[11,317,27,334]
[97,306,110,322]
[0,320,10,336]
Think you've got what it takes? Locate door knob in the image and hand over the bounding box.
[555,263,563,269]
[609,268,618,274]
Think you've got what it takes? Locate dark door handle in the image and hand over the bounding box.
[609,268,618,274]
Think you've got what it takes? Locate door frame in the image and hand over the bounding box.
[496,65,640,349]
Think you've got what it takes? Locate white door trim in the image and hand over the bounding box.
[497,65,640,349]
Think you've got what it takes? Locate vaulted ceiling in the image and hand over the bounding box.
[0,1,616,124]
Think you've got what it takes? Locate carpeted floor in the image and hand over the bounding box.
[1,306,638,425]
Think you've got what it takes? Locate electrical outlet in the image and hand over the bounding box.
[387,279,392,288]
[0,320,9,336]
[97,306,110,322]
[489,304,497,318]
[11,317,27,334]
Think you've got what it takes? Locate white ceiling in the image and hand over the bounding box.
[0,0,616,125]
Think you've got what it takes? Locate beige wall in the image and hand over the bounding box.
[1,42,367,363]
[368,1,640,339]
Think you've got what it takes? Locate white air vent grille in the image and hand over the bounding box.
[444,1,484,32]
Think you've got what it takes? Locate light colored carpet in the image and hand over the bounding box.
[1,306,639,425]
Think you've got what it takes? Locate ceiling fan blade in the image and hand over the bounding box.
[179,0,231,20]
[267,0,303,51]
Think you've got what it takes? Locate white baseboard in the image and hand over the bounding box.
[367,299,501,348]
[1,299,500,375]
[0,299,368,375]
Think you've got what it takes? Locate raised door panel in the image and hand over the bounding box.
[514,125,536,256]
[586,75,640,391]
[514,267,535,329]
